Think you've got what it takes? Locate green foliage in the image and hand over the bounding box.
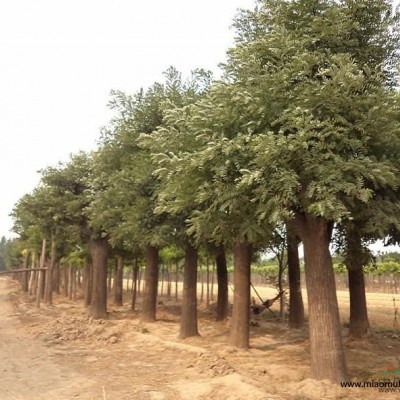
[0,238,25,269]
[9,1,400,267]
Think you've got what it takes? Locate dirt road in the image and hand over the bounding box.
[0,278,94,399]
[1,276,398,400]
[0,277,281,400]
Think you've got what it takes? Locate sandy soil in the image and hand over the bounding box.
[1,277,399,400]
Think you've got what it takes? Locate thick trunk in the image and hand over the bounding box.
[346,227,370,338]
[230,241,252,349]
[348,267,370,338]
[88,237,110,319]
[44,238,57,305]
[287,226,304,329]
[142,246,159,322]
[114,256,124,306]
[295,213,347,382]
[179,244,199,338]
[215,244,229,321]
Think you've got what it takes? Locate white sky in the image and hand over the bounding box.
[0,0,255,238]
[0,0,399,255]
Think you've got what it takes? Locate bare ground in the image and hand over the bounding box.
[1,277,399,400]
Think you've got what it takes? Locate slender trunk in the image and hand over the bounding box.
[175,261,179,300]
[230,240,252,349]
[179,243,199,338]
[63,265,69,297]
[277,253,285,318]
[36,239,46,308]
[167,263,172,298]
[44,238,57,305]
[68,264,73,300]
[142,246,159,322]
[83,262,92,308]
[215,244,229,321]
[131,257,139,311]
[200,267,204,303]
[53,261,60,294]
[294,213,347,382]
[160,264,165,296]
[211,261,215,301]
[287,226,304,329]
[107,267,112,294]
[88,237,110,319]
[29,253,37,296]
[114,256,124,306]
[206,259,210,306]
[71,265,77,301]
[21,250,30,292]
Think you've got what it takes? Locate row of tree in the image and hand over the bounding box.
[8,0,400,383]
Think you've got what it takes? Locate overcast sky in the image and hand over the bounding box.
[1,0,398,254]
[0,0,255,238]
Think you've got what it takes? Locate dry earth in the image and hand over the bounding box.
[0,276,399,400]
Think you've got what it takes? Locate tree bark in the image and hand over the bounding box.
[63,265,69,297]
[215,244,229,321]
[114,256,124,306]
[294,213,347,382]
[21,249,30,292]
[36,239,46,308]
[53,261,60,294]
[142,246,159,322]
[287,226,304,329]
[179,243,199,338]
[230,240,252,349]
[88,237,110,319]
[131,257,139,311]
[44,237,57,305]
[28,253,37,296]
[83,262,92,308]
[346,226,370,338]
[348,267,370,338]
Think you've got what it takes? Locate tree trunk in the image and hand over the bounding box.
[287,226,304,329]
[44,237,57,305]
[142,246,159,322]
[29,253,37,296]
[131,257,139,311]
[114,256,124,306]
[83,262,92,308]
[215,244,229,321]
[179,243,199,339]
[346,226,370,338]
[21,250,30,292]
[175,261,179,300]
[36,239,46,308]
[63,265,69,297]
[294,213,347,382]
[230,240,252,349]
[107,267,112,294]
[88,237,110,319]
[348,267,370,338]
[53,261,60,294]
[277,253,285,319]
